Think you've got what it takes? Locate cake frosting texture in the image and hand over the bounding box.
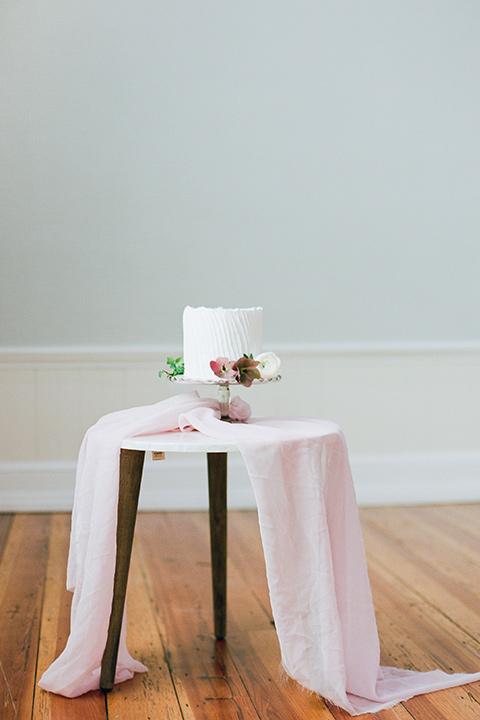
[183,306,262,381]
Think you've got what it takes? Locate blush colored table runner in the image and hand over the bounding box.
[39,393,480,714]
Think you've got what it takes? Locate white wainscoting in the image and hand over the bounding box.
[1,344,479,511]
[0,452,479,513]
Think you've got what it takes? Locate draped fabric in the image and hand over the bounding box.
[39,394,480,714]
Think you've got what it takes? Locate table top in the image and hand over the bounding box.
[121,431,240,453]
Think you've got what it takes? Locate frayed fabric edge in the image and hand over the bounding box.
[276,663,406,717]
[277,664,352,715]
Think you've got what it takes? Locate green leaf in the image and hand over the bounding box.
[160,356,185,378]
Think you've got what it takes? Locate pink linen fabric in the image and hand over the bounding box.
[39,393,480,714]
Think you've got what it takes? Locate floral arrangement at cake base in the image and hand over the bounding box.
[159,352,281,421]
[210,352,282,387]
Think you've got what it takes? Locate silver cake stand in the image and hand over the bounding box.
[169,375,281,418]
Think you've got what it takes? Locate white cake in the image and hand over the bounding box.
[183,306,263,381]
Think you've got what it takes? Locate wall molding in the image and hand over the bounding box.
[0,453,478,513]
[1,341,480,363]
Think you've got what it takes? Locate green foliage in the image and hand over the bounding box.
[159,356,185,378]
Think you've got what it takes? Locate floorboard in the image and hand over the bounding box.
[0,515,51,720]
[32,514,107,720]
[1,505,479,719]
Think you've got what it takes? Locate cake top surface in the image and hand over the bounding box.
[184,306,262,313]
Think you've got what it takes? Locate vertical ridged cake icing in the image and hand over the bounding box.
[183,306,263,381]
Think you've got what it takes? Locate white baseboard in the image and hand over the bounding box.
[1,453,478,513]
[350,452,480,506]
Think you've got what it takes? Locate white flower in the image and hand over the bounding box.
[255,351,281,380]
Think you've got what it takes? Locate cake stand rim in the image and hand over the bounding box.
[168,375,281,386]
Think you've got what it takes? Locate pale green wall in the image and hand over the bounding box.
[1,1,479,347]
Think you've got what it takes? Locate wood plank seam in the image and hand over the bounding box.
[362,519,480,648]
[125,533,186,719]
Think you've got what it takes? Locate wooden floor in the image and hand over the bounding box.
[1,505,480,720]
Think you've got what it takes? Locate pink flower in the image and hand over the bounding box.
[228,396,251,422]
[210,357,237,379]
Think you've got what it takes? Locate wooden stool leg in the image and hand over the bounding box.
[100,448,145,691]
[207,452,227,639]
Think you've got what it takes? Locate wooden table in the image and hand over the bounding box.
[100,432,240,691]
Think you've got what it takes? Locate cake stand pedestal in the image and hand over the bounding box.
[169,376,281,419]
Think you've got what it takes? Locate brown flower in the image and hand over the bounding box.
[233,356,261,387]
